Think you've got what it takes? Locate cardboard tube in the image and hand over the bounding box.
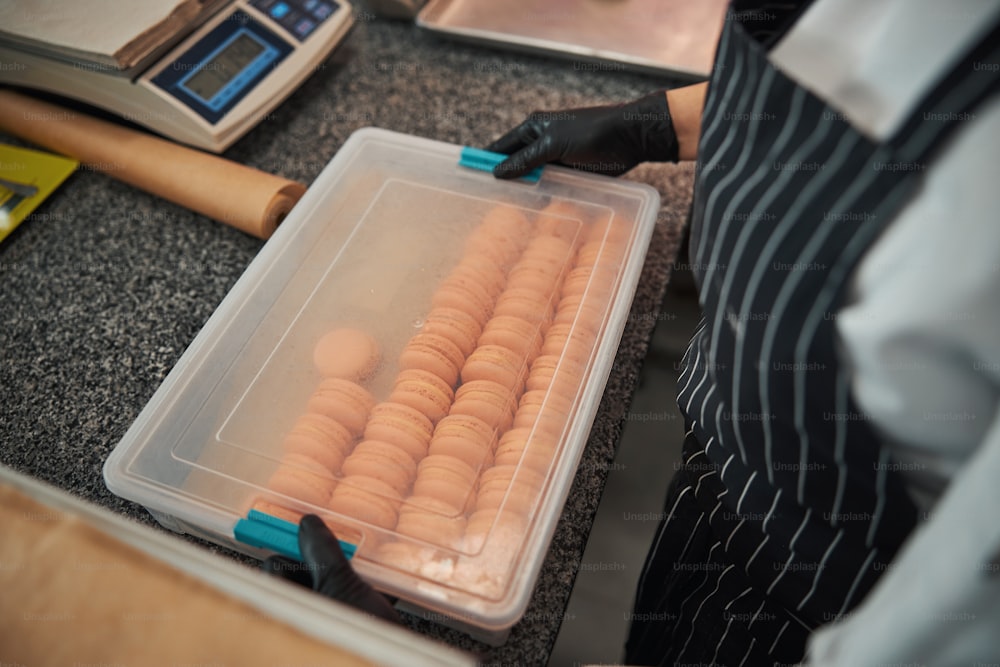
[0,89,306,239]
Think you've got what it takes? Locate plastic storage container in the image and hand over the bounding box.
[104,127,660,643]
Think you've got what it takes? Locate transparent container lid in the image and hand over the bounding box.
[105,127,660,633]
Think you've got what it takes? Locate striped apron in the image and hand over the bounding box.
[625,10,1000,666]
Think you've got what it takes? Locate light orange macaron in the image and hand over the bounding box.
[479,315,545,360]
[505,262,562,293]
[327,475,402,531]
[522,235,576,265]
[461,344,529,392]
[466,206,531,265]
[281,412,356,473]
[267,453,336,507]
[437,272,495,314]
[428,413,497,469]
[398,332,466,387]
[540,323,593,365]
[576,240,609,267]
[492,288,555,327]
[420,307,483,359]
[341,440,418,496]
[560,265,595,299]
[312,327,380,381]
[396,495,468,547]
[389,368,455,424]
[430,281,494,329]
[553,294,605,333]
[536,200,585,242]
[363,401,434,463]
[451,379,518,433]
[511,401,572,437]
[527,353,586,396]
[446,260,506,300]
[413,453,479,512]
[306,378,377,438]
[475,465,546,515]
[493,427,559,472]
[519,388,574,416]
[463,508,529,554]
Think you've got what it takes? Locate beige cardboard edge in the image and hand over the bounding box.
[0,464,475,667]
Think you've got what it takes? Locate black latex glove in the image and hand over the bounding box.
[487,90,679,179]
[262,514,401,625]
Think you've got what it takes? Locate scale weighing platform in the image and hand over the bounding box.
[0,0,353,152]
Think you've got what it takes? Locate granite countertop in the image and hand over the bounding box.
[0,12,695,666]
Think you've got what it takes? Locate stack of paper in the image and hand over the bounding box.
[0,0,230,76]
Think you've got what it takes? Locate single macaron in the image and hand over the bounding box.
[421,307,483,359]
[583,214,629,245]
[437,272,495,314]
[513,401,568,436]
[389,368,455,424]
[553,296,604,336]
[306,378,376,437]
[428,414,497,469]
[504,264,561,295]
[539,323,593,366]
[479,315,545,360]
[492,288,555,327]
[396,496,468,547]
[413,454,479,513]
[463,508,528,554]
[519,388,573,416]
[341,440,418,495]
[399,332,465,387]
[267,454,336,507]
[363,402,434,463]
[560,265,595,299]
[312,327,380,381]
[282,412,356,461]
[522,235,576,266]
[461,344,529,392]
[451,379,518,433]
[327,475,402,530]
[576,241,607,267]
[430,281,494,329]
[447,260,506,300]
[280,429,346,474]
[466,206,531,265]
[475,465,545,515]
[526,354,561,391]
[536,201,584,243]
[493,428,559,472]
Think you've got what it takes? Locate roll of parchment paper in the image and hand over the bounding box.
[0,89,306,239]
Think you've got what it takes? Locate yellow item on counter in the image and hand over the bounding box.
[0,143,77,243]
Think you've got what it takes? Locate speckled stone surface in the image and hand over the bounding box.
[0,12,695,666]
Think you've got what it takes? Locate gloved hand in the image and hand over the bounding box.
[262,514,401,625]
[487,90,678,179]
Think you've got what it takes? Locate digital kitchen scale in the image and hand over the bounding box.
[0,0,353,152]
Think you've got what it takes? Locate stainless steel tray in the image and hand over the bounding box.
[416,0,728,80]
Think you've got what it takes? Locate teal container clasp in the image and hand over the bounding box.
[234,509,356,561]
[458,146,543,183]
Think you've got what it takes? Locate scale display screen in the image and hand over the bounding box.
[179,30,278,109]
[152,11,292,124]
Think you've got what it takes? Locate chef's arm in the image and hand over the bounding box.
[667,82,708,161]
